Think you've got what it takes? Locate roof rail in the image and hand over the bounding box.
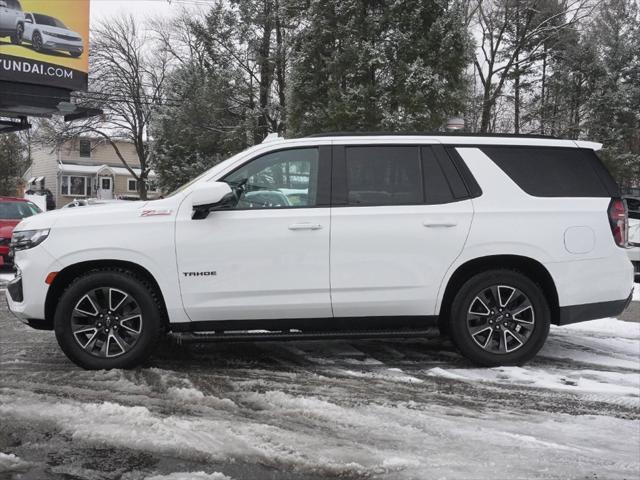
[304,131,560,139]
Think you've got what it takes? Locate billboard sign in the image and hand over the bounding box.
[0,0,89,91]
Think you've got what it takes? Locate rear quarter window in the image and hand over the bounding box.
[480,146,620,198]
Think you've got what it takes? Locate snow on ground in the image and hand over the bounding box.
[146,472,232,480]
[0,294,639,479]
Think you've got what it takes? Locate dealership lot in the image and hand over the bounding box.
[0,282,638,480]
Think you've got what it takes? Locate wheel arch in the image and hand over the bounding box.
[45,259,169,329]
[438,255,560,328]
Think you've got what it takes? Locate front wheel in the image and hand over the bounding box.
[32,31,43,51]
[54,270,164,369]
[448,270,550,366]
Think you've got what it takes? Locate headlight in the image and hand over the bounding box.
[10,229,50,251]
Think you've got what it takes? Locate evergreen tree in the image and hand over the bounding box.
[584,0,640,189]
[287,0,471,135]
[152,64,247,192]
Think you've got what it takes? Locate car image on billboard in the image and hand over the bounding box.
[0,0,88,91]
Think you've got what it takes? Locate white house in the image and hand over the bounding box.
[23,137,160,208]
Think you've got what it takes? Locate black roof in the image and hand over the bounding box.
[305,131,560,139]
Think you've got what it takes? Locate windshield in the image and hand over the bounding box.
[0,201,41,220]
[34,14,67,28]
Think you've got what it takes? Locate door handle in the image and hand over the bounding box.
[423,222,457,228]
[288,223,323,231]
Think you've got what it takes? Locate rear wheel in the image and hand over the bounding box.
[11,24,23,45]
[448,270,550,366]
[54,270,164,369]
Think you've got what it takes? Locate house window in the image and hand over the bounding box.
[61,175,91,196]
[128,179,157,193]
[79,139,91,158]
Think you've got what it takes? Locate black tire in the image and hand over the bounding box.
[448,269,550,366]
[12,24,23,45]
[32,31,42,52]
[70,51,82,58]
[54,269,164,369]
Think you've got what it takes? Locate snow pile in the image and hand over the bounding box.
[146,472,232,480]
[1,388,638,479]
[428,318,640,406]
[428,366,639,399]
[560,318,640,338]
[338,367,423,383]
[0,452,30,472]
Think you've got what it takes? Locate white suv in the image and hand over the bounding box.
[6,134,634,369]
[0,0,25,44]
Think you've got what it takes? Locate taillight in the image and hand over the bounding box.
[608,198,628,247]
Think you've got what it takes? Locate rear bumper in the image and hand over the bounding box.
[557,289,634,325]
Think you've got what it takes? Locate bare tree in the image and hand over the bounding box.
[41,15,169,200]
[472,0,591,132]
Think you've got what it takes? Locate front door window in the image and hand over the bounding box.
[223,148,319,209]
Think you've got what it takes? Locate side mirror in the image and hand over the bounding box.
[191,182,234,219]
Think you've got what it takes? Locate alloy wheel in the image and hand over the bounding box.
[16,24,23,45]
[33,33,42,51]
[466,285,535,354]
[70,287,143,358]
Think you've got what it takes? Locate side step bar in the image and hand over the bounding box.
[169,328,440,345]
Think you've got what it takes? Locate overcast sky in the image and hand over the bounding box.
[90,0,190,21]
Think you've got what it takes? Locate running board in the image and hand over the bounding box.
[169,328,440,345]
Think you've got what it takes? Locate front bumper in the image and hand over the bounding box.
[557,288,635,325]
[7,275,23,302]
[6,245,61,325]
[42,37,83,54]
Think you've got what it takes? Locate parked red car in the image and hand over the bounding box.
[0,197,42,268]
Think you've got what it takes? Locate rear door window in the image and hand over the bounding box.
[345,146,422,206]
[480,146,619,197]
